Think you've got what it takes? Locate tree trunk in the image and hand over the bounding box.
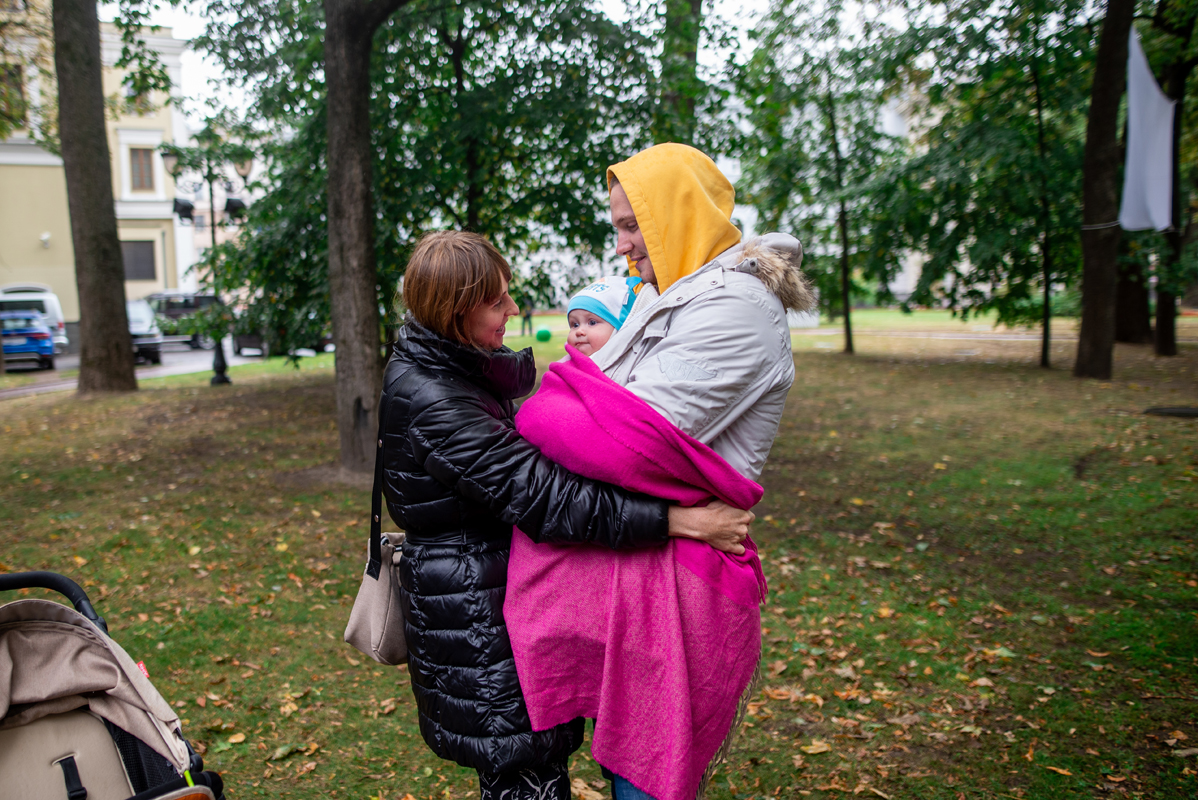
[323,0,408,472]
[53,0,136,392]
[824,89,853,354]
[838,202,853,355]
[1155,289,1178,354]
[1075,0,1134,378]
[1157,55,1189,357]
[1115,256,1154,342]
[1029,23,1056,369]
[654,0,702,145]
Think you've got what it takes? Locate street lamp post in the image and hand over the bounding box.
[161,136,252,386]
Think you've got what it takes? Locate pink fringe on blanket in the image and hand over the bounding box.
[505,347,767,800]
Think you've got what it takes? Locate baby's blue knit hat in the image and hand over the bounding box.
[567,276,642,330]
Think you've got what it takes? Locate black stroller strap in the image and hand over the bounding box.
[55,756,88,800]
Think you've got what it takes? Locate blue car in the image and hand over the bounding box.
[1,310,56,370]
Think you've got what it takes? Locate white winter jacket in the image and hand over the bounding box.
[592,233,811,481]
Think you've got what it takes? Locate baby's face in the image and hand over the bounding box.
[567,310,616,356]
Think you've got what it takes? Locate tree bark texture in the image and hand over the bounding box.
[654,0,702,145]
[53,0,136,392]
[323,0,408,472]
[1115,257,1154,342]
[1074,0,1134,378]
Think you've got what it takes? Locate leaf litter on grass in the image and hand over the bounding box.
[3,342,1198,798]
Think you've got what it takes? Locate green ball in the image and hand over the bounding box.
[535,328,552,342]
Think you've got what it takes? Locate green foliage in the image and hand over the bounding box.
[111,0,172,103]
[195,0,654,347]
[872,0,1092,328]
[735,0,905,319]
[0,0,55,146]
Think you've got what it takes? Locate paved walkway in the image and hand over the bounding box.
[0,340,259,401]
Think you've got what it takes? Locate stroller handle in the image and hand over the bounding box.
[0,571,108,633]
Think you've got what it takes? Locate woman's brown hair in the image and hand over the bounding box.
[402,231,512,345]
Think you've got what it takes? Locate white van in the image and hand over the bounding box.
[0,283,69,353]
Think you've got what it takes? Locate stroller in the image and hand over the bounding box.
[0,571,225,800]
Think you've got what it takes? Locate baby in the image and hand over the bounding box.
[566,276,641,356]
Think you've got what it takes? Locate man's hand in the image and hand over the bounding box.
[667,501,754,555]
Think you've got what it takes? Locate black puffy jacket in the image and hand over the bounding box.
[380,321,670,774]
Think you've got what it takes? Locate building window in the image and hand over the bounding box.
[0,65,26,127]
[130,147,155,191]
[122,241,156,281]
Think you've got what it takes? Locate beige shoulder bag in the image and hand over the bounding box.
[344,372,410,665]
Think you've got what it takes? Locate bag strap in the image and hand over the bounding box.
[367,365,414,580]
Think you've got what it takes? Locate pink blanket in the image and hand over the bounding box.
[505,347,767,800]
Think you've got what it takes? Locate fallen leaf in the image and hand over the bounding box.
[933,463,947,470]
[1024,745,1035,762]
[801,740,831,754]
[195,696,206,708]
[1171,730,1188,741]
[570,777,604,800]
[275,542,288,552]
[1042,766,1071,776]
[768,659,788,677]
[792,754,805,769]
[876,606,894,619]
[971,677,994,688]
[1085,650,1109,658]
[850,498,865,506]
[228,733,246,744]
[1173,748,1198,758]
[188,545,202,556]
[270,744,300,761]
[801,693,825,708]
[296,761,316,775]
[1106,776,1126,783]
[887,713,921,726]
[984,646,1018,659]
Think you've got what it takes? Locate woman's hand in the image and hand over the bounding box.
[667,501,754,555]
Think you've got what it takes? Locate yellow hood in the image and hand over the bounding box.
[607,143,742,294]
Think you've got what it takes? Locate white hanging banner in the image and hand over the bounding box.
[1119,27,1175,231]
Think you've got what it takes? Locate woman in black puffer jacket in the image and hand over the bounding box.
[380,232,751,800]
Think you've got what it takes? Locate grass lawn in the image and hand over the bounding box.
[2,331,1196,800]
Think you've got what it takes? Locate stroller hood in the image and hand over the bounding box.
[0,598,191,772]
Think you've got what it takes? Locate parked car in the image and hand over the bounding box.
[232,306,333,357]
[126,299,163,364]
[0,283,69,353]
[1,310,55,370]
[143,291,221,349]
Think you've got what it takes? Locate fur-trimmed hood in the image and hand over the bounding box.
[707,232,815,313]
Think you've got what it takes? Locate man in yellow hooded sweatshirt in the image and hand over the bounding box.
[592,143,814,484]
